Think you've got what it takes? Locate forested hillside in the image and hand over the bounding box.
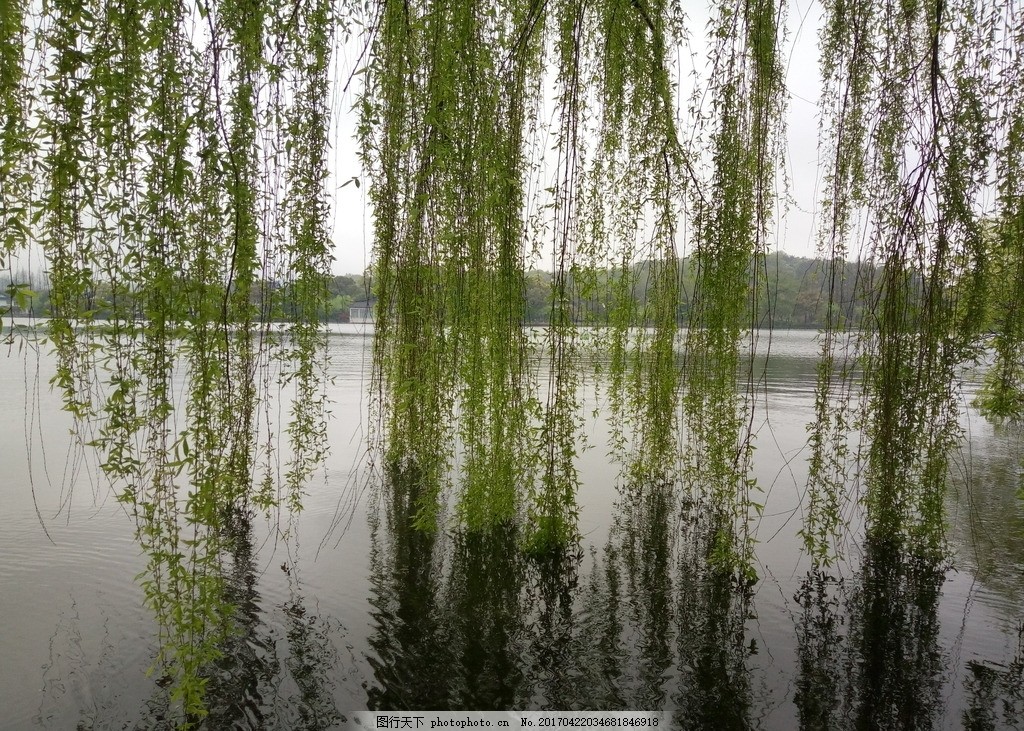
[0,251,977,330]
[4,247,1011,329]
[523,252,875,329]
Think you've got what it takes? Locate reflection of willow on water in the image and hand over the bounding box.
[521,543,586,709]
[793,570,843,730]
[444,524,528,709]
[279,554,346,729]
[199,508,279,729]
[173,509,342,730]
[794,536,945,731]
[848,542,943,731]
[368,469,769,718]
[611,484,675,709]
[366,463,453,710]
[579,483,757,726]
[366,464,589,710]
[671,503,757,730]
[963,624,1024,730]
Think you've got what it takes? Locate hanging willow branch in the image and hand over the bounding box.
[9,0,339,721]
[804,0,1023,562]
[681,0,786,579]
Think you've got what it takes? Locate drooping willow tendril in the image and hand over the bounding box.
[804,0,1021,563]
[10,0,338,722]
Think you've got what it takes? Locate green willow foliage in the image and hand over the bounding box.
[361,0,543,538]
[805,0,1024,563]
[6,0,1024,723]
[361,0,786,572]
[5,0,336,723]
[682,0,785,576]
[365,0,1024,576]
[1,0,30,261]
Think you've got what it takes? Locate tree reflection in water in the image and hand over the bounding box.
[281,544,346,729]
[444,525,527,709]
[184,509,342,730]
[367,471,763,724]
[359,462,1024,731]
[671,504,756,730]
[794,536,945,731]
[585,481,758,727]
[962,624,1023,730]
[367,464,451,710]
[366,462,580,710]
[202,509,280,729]
[794,570,843,730]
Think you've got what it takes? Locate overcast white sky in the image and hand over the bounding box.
[326,0,827,275]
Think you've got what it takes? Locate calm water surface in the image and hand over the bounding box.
[1,329,1022,729]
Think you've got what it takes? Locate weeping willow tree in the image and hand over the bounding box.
[361,0,540,538]
[680,0,785,577]
[3,0,335,723]
[364,0,1024,574]
[5,0,1024,723]
[361,0,785,569]
[803,0,1024,564]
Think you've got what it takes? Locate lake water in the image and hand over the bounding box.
[1,328,1022,729]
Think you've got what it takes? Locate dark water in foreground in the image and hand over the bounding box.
[1,329,1022,729]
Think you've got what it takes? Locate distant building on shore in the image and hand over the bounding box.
[349,299,375,324]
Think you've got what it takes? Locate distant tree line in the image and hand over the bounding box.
[3,249,1006,331]
[1,272,373,323]
[523,252,879,329]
